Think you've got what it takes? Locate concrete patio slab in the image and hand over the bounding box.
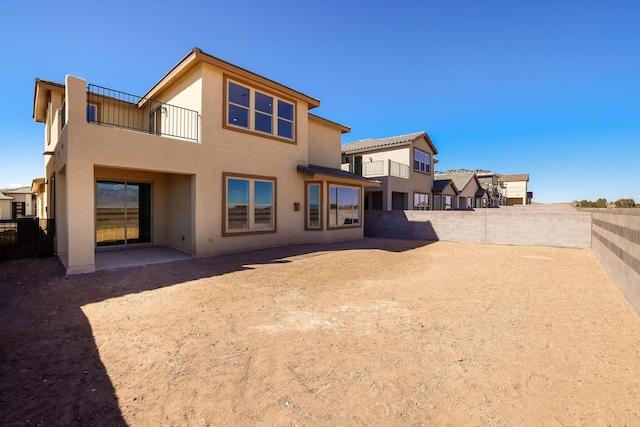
[94,246,191,271]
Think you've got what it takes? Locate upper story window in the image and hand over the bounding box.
[86,103,98,122]
[226,79,295,142]
[413,148,431,174]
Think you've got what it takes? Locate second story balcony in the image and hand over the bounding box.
[341,159,409,179]
[85,84,199,142]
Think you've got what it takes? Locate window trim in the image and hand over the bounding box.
[305,181,323,231]
[444,195,453,211]
[413,148,431,175]
[223,75,297,144]
[222,172,277,236]
[413,192,430,210]
[327,182,362,230]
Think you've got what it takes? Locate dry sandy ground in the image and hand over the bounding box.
[1,239,639,426]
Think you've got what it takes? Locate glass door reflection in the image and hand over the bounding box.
[96,181,151,247]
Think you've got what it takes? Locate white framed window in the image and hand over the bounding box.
[306,182,322,230]
[413,148,431,174]
[413,192,430,210]
[224,173,276,235]
[328,184,361,228]
[445,195,453,210]
[467,198,474,208]
[226,78,295,141]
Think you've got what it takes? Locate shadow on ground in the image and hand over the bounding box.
[0,238,433,425]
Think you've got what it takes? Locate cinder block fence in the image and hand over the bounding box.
[364,205,592,248]
[590,209,640,315]
[364,205,640,315]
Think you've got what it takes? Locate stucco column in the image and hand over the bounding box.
[64,75,96,274]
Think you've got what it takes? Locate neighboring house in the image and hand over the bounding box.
[33,47,378,274]
[431,179,459,210]
[31,178,46,218]
[0,186,36,219]
[475,170,502,206]
[434,170,488,209]
[341,131,438,211]
[457,169,532,206]
[497,173,530,205]
[0,191,13,220]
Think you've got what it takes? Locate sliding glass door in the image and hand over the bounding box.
[96,181,152,247]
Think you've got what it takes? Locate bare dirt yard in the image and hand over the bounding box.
[1,238,640,426]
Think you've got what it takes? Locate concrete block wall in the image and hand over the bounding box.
[485,207,592,248]
[365,206,592,248]
[590,209,640,314]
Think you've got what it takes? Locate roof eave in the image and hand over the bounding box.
[309,113,350,134]
[33,79,65,122]
[143,47,321,109]
[341,140,412,155]
[418,132,439,155]
[296,165,381,187]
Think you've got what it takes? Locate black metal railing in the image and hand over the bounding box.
[87,84,199,142]
[0,218,55,261]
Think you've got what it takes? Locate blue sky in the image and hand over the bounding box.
[1,0,638,202]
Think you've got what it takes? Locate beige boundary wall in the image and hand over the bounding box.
[364,206,592,248]
[590,209,640,315]
[365,206,640,316]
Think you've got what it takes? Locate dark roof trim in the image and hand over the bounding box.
[297,164,380,186]
[308,113,350,134]
[432,179,459,194]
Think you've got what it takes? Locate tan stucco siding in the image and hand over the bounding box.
[154,64,203,142]
[0,200,11,220]
[504,181,528,199]
[200,64,309,162]
[458,180,480,199]
[53,75,360,272]
[357,147,409,171]
[155,64,203,113]
[308,118,341,167]
[45,91,65,151]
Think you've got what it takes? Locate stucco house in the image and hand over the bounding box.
[0,186,36,219]
[434,170,488,209]
[497,173,530,205]
[33,47,377,274]
[431,179,459,210]
[0,191,14,220]
[340,131,438,211]
[456,170,532,206]
[31,178,46,218]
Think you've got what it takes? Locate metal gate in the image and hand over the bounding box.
[0,218,55,261]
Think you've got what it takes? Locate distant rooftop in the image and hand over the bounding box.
[432,179,458,193]
[433,171,477,192]
[436,169,529,182]
[499,173,529,182]
[342,131,438,155]
[0,186,32,194]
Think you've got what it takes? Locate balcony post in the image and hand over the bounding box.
[64,75,88,126]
